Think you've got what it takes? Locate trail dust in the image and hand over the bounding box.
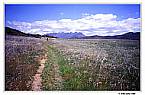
[31,54,47,91]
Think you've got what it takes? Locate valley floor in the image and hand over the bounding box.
[5,36,140,91]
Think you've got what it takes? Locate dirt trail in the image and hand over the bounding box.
[31,54,47,91]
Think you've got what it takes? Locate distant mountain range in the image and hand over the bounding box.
[5,27,140,40]
[46,32,85,38]
[82,32,140,40]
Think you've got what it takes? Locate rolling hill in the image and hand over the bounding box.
[81,32,140,40]
[5,27,56,38]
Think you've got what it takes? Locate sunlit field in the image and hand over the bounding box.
[5,35,140,91]
[5,35,46,90]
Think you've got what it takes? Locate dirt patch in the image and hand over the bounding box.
[31,54,47,91]
[5,55,40,91]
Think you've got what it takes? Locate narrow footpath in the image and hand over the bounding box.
[31,54,47,91]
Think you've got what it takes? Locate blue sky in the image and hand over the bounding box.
[5,4,141,36]
[5,4,140,21]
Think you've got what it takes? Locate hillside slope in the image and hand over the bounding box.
[82,32,140,40]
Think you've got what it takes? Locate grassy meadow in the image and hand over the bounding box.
[5,36,140,91]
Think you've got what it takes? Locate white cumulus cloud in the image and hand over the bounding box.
[6,14,141,36]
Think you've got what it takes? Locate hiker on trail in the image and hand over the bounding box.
[47,38,48,41]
